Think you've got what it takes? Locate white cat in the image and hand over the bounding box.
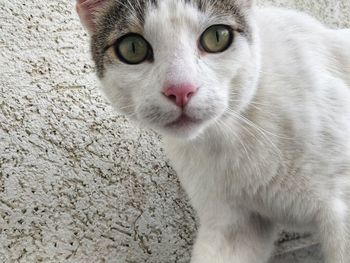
[77,0,350,262]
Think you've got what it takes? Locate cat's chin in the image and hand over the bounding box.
[154,117,207,140]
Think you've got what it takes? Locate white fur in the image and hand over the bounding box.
[97,2,350,263]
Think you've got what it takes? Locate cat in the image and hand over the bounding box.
[76,0,350,262]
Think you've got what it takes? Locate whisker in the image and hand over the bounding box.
[223,107,284,162]
[225,105,293,141]
[213,118,263,180]
[119,104,137,111]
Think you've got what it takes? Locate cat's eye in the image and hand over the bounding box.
[114,33,152,64]
[200,25,233,53]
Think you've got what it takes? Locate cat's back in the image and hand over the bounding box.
[255,7,350,88]
[251,7,350,174]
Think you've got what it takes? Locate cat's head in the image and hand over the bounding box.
[77,0,260,139]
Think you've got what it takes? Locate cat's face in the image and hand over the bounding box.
[78,0,259,139]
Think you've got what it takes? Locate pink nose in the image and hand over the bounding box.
[163,84,198,107]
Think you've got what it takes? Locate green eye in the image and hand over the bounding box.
[200,25,233,53]
[115,33,152,64]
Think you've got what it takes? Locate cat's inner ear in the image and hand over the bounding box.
[76,0,106,34]
[241,0,253,8]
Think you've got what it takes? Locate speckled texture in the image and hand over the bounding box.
[0,1,349,263]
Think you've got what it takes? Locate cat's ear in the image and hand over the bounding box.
[76,0,107,34]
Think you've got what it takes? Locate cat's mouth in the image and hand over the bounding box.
[138,102,222,138]
[165,114,203,129]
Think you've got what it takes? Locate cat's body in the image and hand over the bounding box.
[77,0,350,262]
[166,8,350,262]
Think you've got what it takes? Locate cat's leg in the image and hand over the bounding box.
[191,213,277,263]
[316,198,349,263]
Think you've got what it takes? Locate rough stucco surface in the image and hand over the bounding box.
[0,1,349,263]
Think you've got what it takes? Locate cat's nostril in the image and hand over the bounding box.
[163,84,198,108]
[168,94,177,102]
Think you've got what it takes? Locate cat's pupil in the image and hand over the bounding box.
[132,42,136,54]
[216,31,220,42]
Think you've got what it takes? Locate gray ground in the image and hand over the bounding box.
[0,0,349,262]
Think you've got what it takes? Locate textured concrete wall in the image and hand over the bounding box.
[0,1,349,263]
